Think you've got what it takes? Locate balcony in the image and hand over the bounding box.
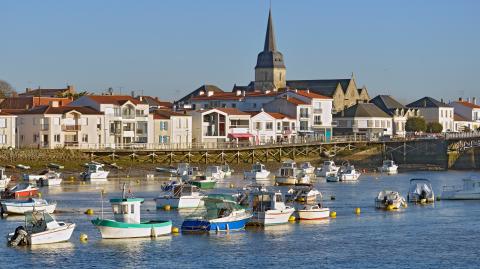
[299,114,310,119]
[40,124,49,131]
[313,108,323,114]
[62,125,81,131]
[122,114,135,119]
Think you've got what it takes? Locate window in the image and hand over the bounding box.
[177,119,181,128]
[291,122,296,130]
[277,122,281,131]
[300,108,309,118]
[0,135,6,144]
[163,136,169,143]
[266,122,273,130]
[131,204,134,214]
[314,115,322,125]
[82,134,88,142]
[300,121,309,131]
[255,122,262,131]
[0,119,5,128]
[184,118,188,129]
[231,103,236,108]
[54,134,61,142]
[33,134,38,143]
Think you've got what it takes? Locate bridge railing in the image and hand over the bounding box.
[445,131,480,140]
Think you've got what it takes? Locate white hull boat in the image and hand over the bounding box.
[326,172,340,182]
[244,170,270,180]
[339,165,361,182]
[378,160,398,174]
[1,199,56,215]
[249,190,295,226]
[37,177,63,186]
[407,178,435,203]
[8,211,75,246]
[0,168,11,191]
[300,162,316,175]
[316,161,340,177]
[275,176,297,186]
[92,220,172,239]
[155,184,205,209]
[375,190,407,210]
[297,205,330,220]
[251,208,295,226]
[81,162,109,182]
[442,177,480,200]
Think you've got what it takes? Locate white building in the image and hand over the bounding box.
[153,109,192,148]
[16,105,103,149]
[249,110,297,144]
[370,95,420,137]
[190,108,252,145]
[333,103,393,141]
[407,97,454,132]
[0,111,17,148]
[69,95,153,147]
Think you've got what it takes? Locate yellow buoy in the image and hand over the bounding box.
[38,192,42,198]
[355,207,361,215]
[163,205,171,211]
[288,215,296,222]
[420,198,427,204]
[79,233,88,242]
[85,209,94,215]
[171,227,179,233]
[68,176,75,181]
[229,183,235,188]
[386,204,395,211]
[330,211,337,218]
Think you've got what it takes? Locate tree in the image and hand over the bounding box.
[0,80,17,98]
[426,122,443,133]
[56,91,89,100]
[405,117,427,132]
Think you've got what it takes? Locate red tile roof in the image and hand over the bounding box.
[17,105,103,115]
[294,90,331,99]
[454,101,480,109]
[266,112,293,119]
[153,109,189,120]
[191,91,280,101]
[284,97,308,105]
[199,108,250,116]
[88,95,141,105]
[0,97,72,110]
[454,113,469,121]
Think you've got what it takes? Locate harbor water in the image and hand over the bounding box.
[1,170,479,268]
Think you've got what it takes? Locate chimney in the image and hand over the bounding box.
[306,89,310,94]
[242,91,246,97]
[236,90,242,96]
[139,96,143,102]
[26,88,32,93]
[131,90,135,97]
[199,90,205,96]
[207,90,214,97]
[467,97,470,103]
[50,101,59,108]
[473,97,477,105]
[459,97,463,102]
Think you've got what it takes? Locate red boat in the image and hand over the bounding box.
[2,183,39,199]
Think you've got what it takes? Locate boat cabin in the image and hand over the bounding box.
[281,160,297,169]
[24,211,59,234]
[383,160,395,167]
[86,163,106,173]
[251,191,287,212]
[252,163,266,172]
[172,184,200,198]
[110,198,144,224]
[461,178,480,191]
[323,161,335,166]
[206,166,222,174]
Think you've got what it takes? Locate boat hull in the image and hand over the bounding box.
[441,191,480,200]
[83,171,109,182]
[275,177,296,186]
[297,208,330,220]
[92,219,172,239]
[244,171,270,180]
[189,181,216,189]
[1,203,56,215]
[30,223,75,245]
[250,208,295,226]
[181,217,250,232]
[155,196,204,209]
[38,178,62,186]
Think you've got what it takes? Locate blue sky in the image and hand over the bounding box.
[2,0,479,103]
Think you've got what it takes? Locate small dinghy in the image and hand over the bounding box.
[188,175,217,189]
[1,198,56,215]
[92,184,172,239]
[80,162,109,182]
[407,179,435,204]
[155,166,177,175]
[7,211,75,246]
[181,196,251,233]
[375,190,407,210]
[378,160,398,174]
[297,204,330,220]
[156,183,205,209]
[2,183,39,199]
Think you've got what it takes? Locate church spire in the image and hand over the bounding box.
[263,9,277,52]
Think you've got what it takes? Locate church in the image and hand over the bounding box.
[177,9,370,113]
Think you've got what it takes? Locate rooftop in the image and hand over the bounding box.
[335,103,390,118]
[407,97,451,108]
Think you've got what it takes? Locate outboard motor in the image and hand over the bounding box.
[8,226,28,247]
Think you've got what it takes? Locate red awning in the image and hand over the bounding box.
[228,133,253,139]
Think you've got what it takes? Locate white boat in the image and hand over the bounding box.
[0,167,11,191]
[325,171,340,182]
[286,186,321,204]
[221,164,234,177]
[155,184,205,209]
[378,160,398,174]
[1,198,57,215]
[81,162,109,182]
[244,163,270,180]
[375,190,407,210]
[407,178,435,203]
[92,185,172,239]
[155,166,177,175]
[249,190,295,226]
[176,163,190,177]
[205,166,225,180]
[300,162,316,175]
[8,211,75,246]
[181,166,202,181]
[27,171,62,186]
[316,161,340,177]
[339,164,361,182]
[442,177,480,200]
[297,204,330,220]
[275,160,299,186]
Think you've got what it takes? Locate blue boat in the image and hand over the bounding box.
[181,197,251,232]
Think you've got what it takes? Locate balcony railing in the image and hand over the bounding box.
[40,124,49,131]
[313,108,323,114]
[299,114,310,118]
[122,114,135,119]
[62,125,81,131]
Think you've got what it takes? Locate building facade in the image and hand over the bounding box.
[153,109,192,148]
[407,97,454,132]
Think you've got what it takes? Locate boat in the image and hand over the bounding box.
[92,184,172,239]
[24,170,62,186]
[407,178,435,203]
[300,162,316,175]
[275,160,299,186]
[1,183,39,199]
[286,186,321,204]
[325,171,340,182]
[16,164,31,170]
[155,183,205,209]
[315,161,340,177]
[47,163,64,170]
[181,166,202,181]
[7,211,75,246]
[338,164,361,182]
[375,190,407,210]
[378,160,398,174]
[244,162,270,180]
[249,190,295,226]
[297,204,330,220]
[188,175,217,189]
[1,198,56,215]
[181,197,251,232]
[80,162,109,182]
[221,164,234,177]
[441,177,480,200]
[0,167,11,191]
[296,172,311,186]
[160,180,181,192]
[205,166,225,180]
[155,166,177,175]
[176,163,190,177]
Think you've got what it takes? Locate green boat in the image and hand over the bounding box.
[188,176,217,189]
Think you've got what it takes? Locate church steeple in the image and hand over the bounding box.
[264,9,277,52]
[254,8,286,91]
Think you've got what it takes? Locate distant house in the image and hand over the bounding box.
[249,110,296,144]
[0,97,72,111]
[333,103,393,141]
[152,109,192,147]
[450,98,480,131]
[370,95,419,137]
[19,85,76,97]
[176,85,225,109]
[407,97,454,132]
[0,110,17,148]
[137,96,173,110]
